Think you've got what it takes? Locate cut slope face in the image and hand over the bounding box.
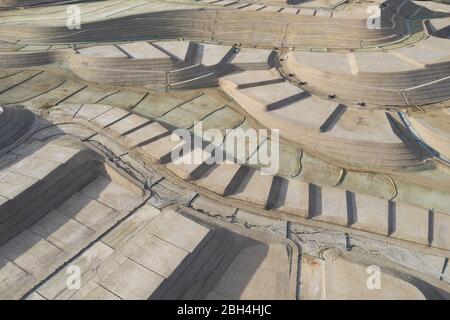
[0,139,103,246]
[0,106,36,151]
[408,108,450,160]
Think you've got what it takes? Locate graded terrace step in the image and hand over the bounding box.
[283,39,450,106]
[60,41,271,91]
[219,70,426,169]
[300,249,431,300]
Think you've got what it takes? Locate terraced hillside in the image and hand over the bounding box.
[0,0,449,300]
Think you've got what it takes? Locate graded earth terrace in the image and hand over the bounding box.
[0,0,449,300]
